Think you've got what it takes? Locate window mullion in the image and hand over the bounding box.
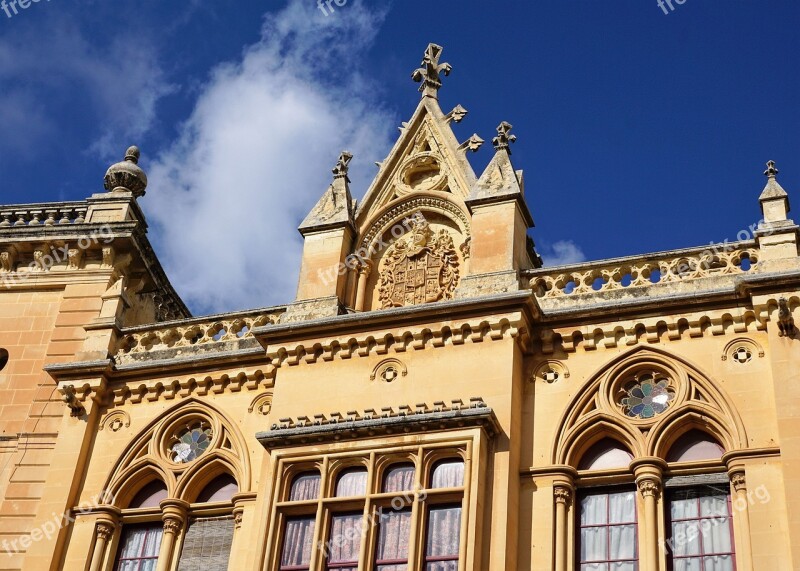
[309,457,329,571]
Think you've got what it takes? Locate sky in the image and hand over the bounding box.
[1,0,799,315]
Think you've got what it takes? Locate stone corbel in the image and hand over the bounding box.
[0,246,18,272]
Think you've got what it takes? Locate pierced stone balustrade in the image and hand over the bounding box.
[0,203,89,227]
[114,308,286,364]
[527,243,760,301]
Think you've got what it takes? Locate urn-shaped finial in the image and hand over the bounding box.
[104,146,148,197]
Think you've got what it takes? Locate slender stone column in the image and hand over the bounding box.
[87,507,120,571]
[354,262,372,311]
[633,458,666,571]
[553,485,573,571]
[156,499,189,571]
[729,469,754,571]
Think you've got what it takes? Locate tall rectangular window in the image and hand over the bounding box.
[115,523,162,571]
[578,488,638,571]
[177,517,234,571]
[667,487,735,571]
[280,516,316,571]
[374,507,411,570]
[326,513,363,571]
[424,504,461,571]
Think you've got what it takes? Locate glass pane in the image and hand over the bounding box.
[290,472,321,502]
[580,564,608,571]
[580,494,608,526]
[609,525,636,559]
[426,506,461,558]
[119,527,146,557]
[671,495,698,520]
[673,558,703,571]
[703,555,734,571]
[142,528,162,557]
[608,491,636,524]
[425,563,458,571]
[328,513,363,566]
[383,464,415,494]
[335,469,368,497]
[280,516,315,569]
[700,493,728,518]
[580,527,608,561]
[611,563,636,571]
[672,522,701,556]
[376,509,411,564]
[430,460,464,489]
[701,518,732,554]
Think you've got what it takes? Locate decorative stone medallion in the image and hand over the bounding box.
[378,219,460,308]
[370,358,408,383]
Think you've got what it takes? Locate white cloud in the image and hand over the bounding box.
[539,240,587,266]
[145,0,395,315]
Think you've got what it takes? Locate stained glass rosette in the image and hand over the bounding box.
[620,375,675,420]
[170,426,212,463]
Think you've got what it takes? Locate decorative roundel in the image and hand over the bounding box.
[169,423,212,464]
[619,372,675,420]
[532,360,569,384]
[732,346,752,364]
[542,369,559,383]
[370,358,408,383]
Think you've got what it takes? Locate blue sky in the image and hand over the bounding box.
[1,0,799,314]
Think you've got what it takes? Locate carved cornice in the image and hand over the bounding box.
[257,399,499,448]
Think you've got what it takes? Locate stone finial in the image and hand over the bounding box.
[492,121,517,153]
[412,43,452,99]
[104,145,148,198]
[765,160,779,179]
[332,151,353,180]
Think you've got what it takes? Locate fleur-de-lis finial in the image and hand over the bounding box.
[332,151,353,180]
[412,43,452,99]
[764,160,779,179]
[492,121,517,153]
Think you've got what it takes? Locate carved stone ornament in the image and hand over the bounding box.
[104,146,148,198]
[95,522,115,541]
[378,219,460,308]
[637,479,660,498]
[163,517,183,535]
[554,486,572,505]
[730,471,746,492]
[411,43,452,98]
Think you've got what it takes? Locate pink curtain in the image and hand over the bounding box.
[280,516,315,570]
[290,472,321,501]
[375,508,411,571]
[430,460,464,489]
[326,513,363,571]
[425,505,461,571]
[383,465,415,493]
[335,469,368,497]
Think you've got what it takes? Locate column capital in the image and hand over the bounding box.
[729,470,747,492]
[159,498,189,534]
[95,521,116,541]
[554,485,573,506]
[637,478,661,498]
[630,456,667,479]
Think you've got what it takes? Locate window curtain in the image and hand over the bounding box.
[383,465,415,494]
[375,508,411,571]
[335,469,368,497]
[579,490,637,571]
[669,488,734,571]
[326,513,363,571]
[430,461,464,489]
[280,516,316,570]
[115,524,162,571]
[176,517,234,571]
[290,473,321,501]
[425,505,461,571]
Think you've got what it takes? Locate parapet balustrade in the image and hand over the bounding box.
[0,203,90,227]
[527,243,760,299]
[114,308,286,362]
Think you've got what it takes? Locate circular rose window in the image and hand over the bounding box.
[170,424,212,464]
[619,373,675,420]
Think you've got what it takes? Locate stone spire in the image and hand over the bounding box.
[412,43,452,99]
[759,160,792,226]
[469,122,526,205]
[104,146,148,198]
[299,151,356,233]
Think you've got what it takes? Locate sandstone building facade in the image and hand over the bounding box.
[0,44,797,571]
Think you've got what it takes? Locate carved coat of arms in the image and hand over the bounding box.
[378,220,460,308]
